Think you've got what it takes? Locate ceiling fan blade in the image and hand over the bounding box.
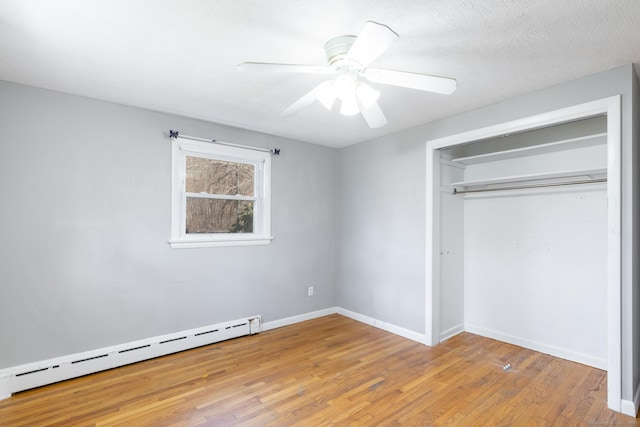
[237,62,334,74]
[280,81,333,117]
[359,101,388,128]
[345,21,398,69]
[364,68,457,94]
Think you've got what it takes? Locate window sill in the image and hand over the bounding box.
[169,236,273,249]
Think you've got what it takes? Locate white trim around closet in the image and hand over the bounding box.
[425,95,622,413]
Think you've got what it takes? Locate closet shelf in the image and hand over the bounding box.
[450,132,607,165]
[451,168,607,192]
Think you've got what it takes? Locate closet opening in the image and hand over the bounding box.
[425,96,622,412]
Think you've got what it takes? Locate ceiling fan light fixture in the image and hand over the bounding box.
[316,83,336,110]
[340,94,360,116]
[239,21,457,128]
[333,74,357,100]
[355,82,380,109]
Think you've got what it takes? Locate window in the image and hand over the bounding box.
[170,137,272,248]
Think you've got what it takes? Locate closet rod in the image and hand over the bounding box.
[453,178,606,195]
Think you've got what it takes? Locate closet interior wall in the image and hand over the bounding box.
[438,116,609,369]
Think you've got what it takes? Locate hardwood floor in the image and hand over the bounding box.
[0,314,636,426]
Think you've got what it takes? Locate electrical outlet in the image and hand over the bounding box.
[307,286,314,297]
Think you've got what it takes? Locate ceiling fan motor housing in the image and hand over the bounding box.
[324,35,356,68]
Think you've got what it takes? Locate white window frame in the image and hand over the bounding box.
[169,137,272,248]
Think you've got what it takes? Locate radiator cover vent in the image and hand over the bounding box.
[0,315,261,397]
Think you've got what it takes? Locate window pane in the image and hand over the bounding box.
[186,156,254,196]
[186,198,254,234]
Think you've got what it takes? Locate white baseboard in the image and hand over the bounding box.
[261,307,428,346]
[0,315,260,400]
[336,308,428,345]
[620,385,640,417]
[620,399,637,418]
[440,324,465,342]
[261,307,339,331]
[465,323,607,370]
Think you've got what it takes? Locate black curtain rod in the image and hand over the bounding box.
[169,130,280,155]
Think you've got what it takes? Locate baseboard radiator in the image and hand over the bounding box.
[0,315,261,398]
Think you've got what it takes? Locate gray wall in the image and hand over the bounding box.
[337,137,427,331]
[337,64,638,400]
[0,80,338,368]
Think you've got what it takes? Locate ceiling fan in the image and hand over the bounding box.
[237,21,456,128]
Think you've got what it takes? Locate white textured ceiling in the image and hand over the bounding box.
[1,1,639,148]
